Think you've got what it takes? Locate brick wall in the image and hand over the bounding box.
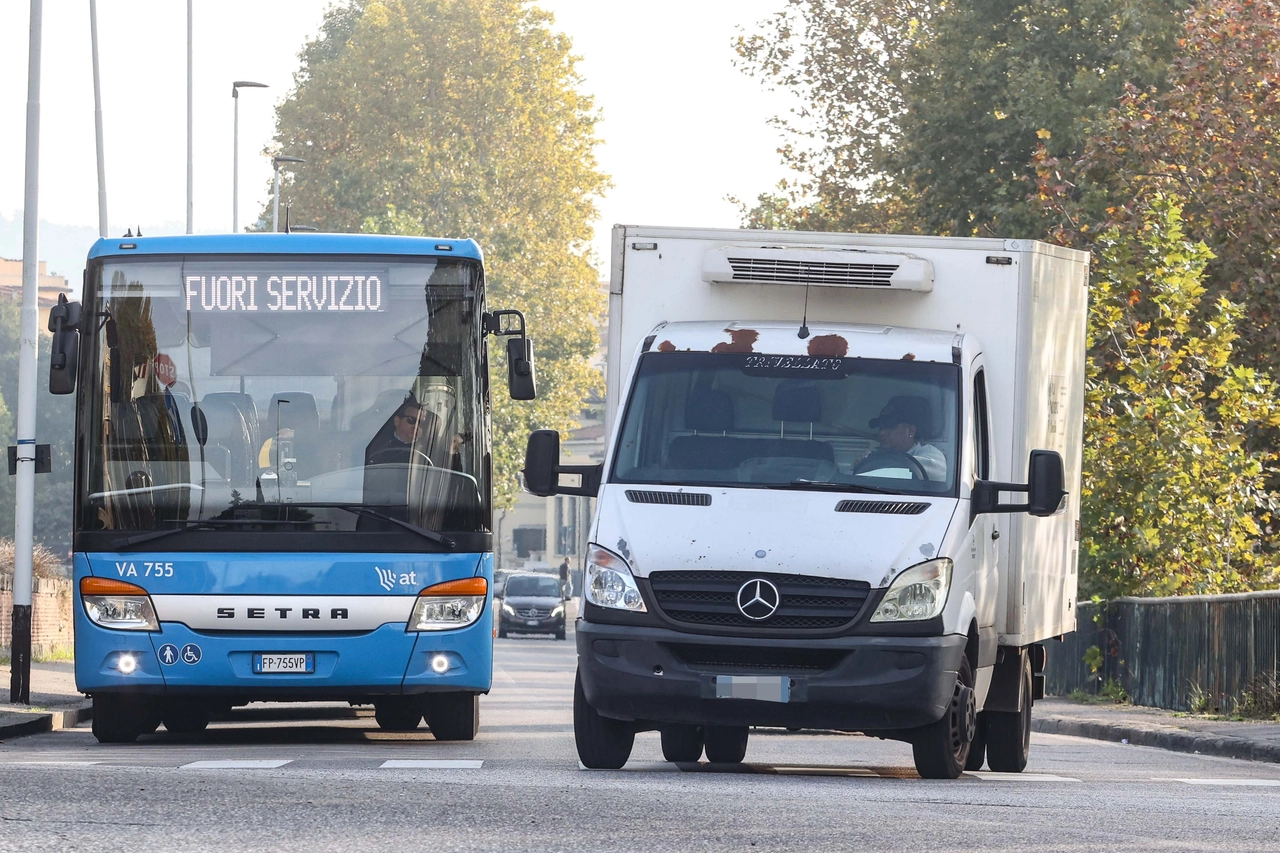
[0,574,74,657]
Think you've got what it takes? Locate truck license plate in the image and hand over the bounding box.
[253,653,314,674]
[714,675,790,703]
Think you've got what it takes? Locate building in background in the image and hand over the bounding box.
[0,257,72,330]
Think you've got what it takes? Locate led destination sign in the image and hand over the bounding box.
[184,270,385,313]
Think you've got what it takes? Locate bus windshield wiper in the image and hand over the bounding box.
[283,503,456,550]
[768,479,896,495]
[110,518,306,548]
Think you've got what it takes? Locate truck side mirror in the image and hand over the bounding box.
[973,449,1066,518]
[47,294,83,395]
[1026,449,1066,517]
[523,429,603,498]
[507,336,537,401]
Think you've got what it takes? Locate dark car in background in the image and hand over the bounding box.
[499,574,567,639]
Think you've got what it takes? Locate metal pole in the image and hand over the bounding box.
[273,163,280,232]
[11,0,43,706]
[232,89,239,232]
[90,0,107,239]
[186,0,193,234]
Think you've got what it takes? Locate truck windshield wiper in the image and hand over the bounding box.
[110,518,307,548]
[282,503,456,550]
[769,479,896,495]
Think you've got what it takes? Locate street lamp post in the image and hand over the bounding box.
[272,156,305,232]
[231,81,267,233]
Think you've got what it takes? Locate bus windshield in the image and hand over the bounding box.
[77,255,490,541]
[611,352,960,496]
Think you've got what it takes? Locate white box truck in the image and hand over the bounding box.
[524,225,1088,778]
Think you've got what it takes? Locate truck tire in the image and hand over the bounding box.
[985,652,1032,772]
[703,725,749,764]
[430,693,480,741]
[965,713,988,771]
[574,671,634,769]
[912,655,976,779]
[660,725,704,762]
[91,694,147,744]
[161,701,211,735]
[374,697,423,732]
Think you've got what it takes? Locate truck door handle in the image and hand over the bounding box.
[991,529,1001,541]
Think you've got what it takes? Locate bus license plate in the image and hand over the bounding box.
[253,653,314,674]
[714,675,790,703]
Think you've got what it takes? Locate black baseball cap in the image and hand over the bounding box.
[869,396,933,434]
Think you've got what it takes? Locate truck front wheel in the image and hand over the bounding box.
[912,655,976,779]
[574,671,634,769]
[984,651,1032,772]
[703,725,749,764]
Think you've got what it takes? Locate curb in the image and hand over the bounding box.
[0,700,93,741]
[1033,714,1280,764]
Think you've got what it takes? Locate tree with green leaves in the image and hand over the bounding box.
[734,0,1185,237]
[1080,198,1280,598]
[264,0,607,508]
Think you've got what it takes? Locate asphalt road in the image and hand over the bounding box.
[2,630,1279,852]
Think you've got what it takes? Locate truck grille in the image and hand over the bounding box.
[647,571,871,631]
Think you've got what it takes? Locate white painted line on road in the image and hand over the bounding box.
[0,760,102,766]
[966,772,1081,782]
[182,760,292,769]
[380,759,484,769]
[1170,778,1280,787]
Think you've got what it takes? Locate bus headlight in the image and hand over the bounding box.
[408,577,488,632]
[871,559,952,622]
[585,545,646,612]
[80,578,159,631]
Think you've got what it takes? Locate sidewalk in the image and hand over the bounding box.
[1034,697,1280,763]
[0,661,92,740]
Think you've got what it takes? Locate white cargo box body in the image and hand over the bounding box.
[606,225,1089,645]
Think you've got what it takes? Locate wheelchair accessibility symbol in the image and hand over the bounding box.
[180,644,202,665]
[157,644,180,666]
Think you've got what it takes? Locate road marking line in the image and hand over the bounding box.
[1169,778,1280,787]
[966,772,1081,782]
[0,760,102,766]
[380,759,483,769]
[181,760,292,769]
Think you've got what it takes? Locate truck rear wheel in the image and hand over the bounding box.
[660,725,704,762]
[965,712,988,771]
[429,693,480,741]
[985,652,1032,772]
[374,698,423,732]
[574,671,634,769]
[912,656,976,779]
[703,725,749,764]
[91,694,149,744]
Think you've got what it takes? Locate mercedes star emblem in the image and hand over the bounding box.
[736,579,781,621]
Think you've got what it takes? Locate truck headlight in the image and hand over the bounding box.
[80,577,159,631]
[871,559,952,622]
[408,577,488,632]
[585,545,646,612]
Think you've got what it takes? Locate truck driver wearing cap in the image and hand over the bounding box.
[864,395,947,481]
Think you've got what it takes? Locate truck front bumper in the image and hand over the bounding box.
[577,620,966,732]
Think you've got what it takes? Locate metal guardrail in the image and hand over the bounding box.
[1045,591,1280,711]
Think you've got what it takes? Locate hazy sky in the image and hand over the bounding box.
[0,0,796,274]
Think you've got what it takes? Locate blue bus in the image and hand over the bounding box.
[47,233,536,743]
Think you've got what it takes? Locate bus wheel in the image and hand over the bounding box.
[430,693,480,741]
[912,655,976,779]
[660,725,704,762]
[703,725,749,764]
[374,698,423,732]
[92,695,147,744]
[984,652,1032,773]
[574,671,633,769]
[162,701,211,735]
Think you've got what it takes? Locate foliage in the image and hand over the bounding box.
[1079,198,1280,598]
[265,0,607,508]
[734,0,1185,236]
[0,538,66,580]
[1041,0,1280,381]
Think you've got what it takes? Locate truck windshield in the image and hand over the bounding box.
[612,352,960,496]
[77,255,490,541]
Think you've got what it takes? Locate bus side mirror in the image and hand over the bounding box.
[48,295,82,395]
[507,336,537,401]
[523,429,601,498]
[973,449,1066,518]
